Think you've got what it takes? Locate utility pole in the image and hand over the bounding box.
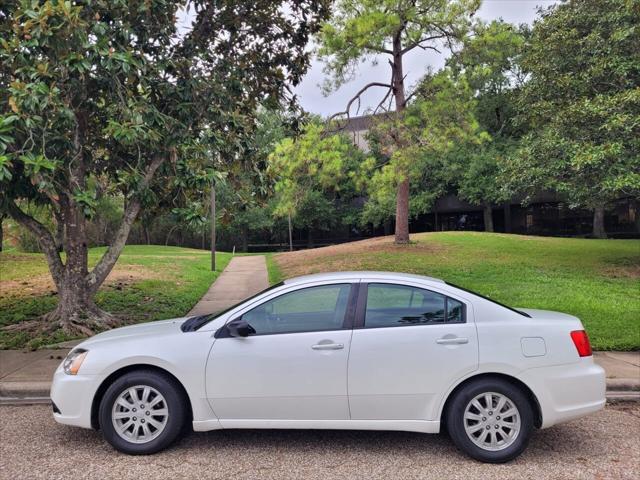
[288,212,293,252]
[210,183,216,271]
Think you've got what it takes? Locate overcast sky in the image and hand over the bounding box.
[295,0,559,117]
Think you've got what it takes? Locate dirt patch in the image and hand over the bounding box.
[0,265,164,299]
[601,264,640,279]
[275,234,448,278]
[0,253,41,263]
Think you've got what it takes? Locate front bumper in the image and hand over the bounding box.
[519,357,606,429]
[50,366,99,429]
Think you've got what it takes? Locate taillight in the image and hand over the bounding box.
[570,330,592,357]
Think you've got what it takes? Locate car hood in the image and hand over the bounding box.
[77,318,188,348]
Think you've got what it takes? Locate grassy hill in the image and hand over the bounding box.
[270,232,640,350]
[0,245,231,349]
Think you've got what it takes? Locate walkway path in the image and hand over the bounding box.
[187,255,269,316]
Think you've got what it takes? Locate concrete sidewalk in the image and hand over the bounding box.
[187,255,269,316]
[1,350,637,402]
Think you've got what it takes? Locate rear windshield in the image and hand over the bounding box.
[445,282,531,318]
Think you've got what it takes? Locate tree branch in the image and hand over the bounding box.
[373,69,396,115]
[363,43,393,55]
[86,151,169,293]
[400,34,446,55]
[327,82,393,127]
[7,201,65,286]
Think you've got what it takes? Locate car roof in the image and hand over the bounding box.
[283,271,445,286]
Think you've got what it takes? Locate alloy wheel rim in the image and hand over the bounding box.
[463,391,521,451]
[111,385,169,444]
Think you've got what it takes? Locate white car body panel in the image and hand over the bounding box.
[51,271,606,436]
[206,329,353,420]
[348,277,479,421]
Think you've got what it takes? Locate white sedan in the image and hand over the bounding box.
[51,271,606,462]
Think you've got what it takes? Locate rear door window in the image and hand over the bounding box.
[364,283,465,328]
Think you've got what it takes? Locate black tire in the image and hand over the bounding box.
[445,378,534,463]
[99,369,187,455]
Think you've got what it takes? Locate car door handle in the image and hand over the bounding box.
[311,343,344,350]
[436,337,469,345]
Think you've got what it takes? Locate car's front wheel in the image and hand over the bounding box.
[446,378,534,463]
[99,369,187,454]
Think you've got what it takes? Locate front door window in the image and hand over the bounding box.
[242,284,352,335]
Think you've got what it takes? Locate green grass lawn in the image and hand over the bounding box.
[273,232,640,350]
[0,245,231,349]
[266,253,284,285]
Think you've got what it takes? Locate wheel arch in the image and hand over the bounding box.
[439,372,543,429]
[90,364,193,430]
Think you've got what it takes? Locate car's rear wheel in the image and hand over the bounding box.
[99,370,186,455]
[446,378,534,463]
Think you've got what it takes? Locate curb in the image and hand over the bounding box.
[0,381,52,398]
[606,391,640,402]
[0,396,51,406]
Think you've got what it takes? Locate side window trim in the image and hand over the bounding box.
[353,282,368,329]
[342,282,361,329]
[356,282,467,330]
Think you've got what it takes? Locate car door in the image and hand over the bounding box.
[348,281,478,421]
[205,281,357,422]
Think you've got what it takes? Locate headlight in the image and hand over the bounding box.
[63,349,88,375]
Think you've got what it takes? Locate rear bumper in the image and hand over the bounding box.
[50,366,99,429]
[519,357,606,429]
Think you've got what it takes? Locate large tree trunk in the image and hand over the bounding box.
[44,270,116,336]
[593,205,607,238]
[483,204,494,232]
[54,211,64,252]
[395,179,410,243]
[6,152,167,337]
[392,32,409,244]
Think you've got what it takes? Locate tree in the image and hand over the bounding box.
[362,70,487,230]
[269,119,366,245]
[0,0,328,335]
[318,0,480,243]
[455,142,515,232]
[212,107,298,252]
[508,0,640,238]
[447,21,527,231]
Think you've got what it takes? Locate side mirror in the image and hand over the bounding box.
[226,318,256,338]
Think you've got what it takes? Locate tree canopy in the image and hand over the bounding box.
[506,0,640,237]
[318,0,480,243]
[0,0,329,333]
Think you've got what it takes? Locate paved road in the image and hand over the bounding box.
[1,404,638,480]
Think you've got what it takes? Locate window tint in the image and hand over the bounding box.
[364,284,464,328]
[241,284,352,335]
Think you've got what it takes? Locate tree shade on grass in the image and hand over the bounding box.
[272,232,640,351]
[0,246,231,349]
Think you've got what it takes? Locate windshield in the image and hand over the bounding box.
[181,282,284,332]
[445,282,531,318]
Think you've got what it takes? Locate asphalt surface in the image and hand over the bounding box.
[1,404,639,480]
